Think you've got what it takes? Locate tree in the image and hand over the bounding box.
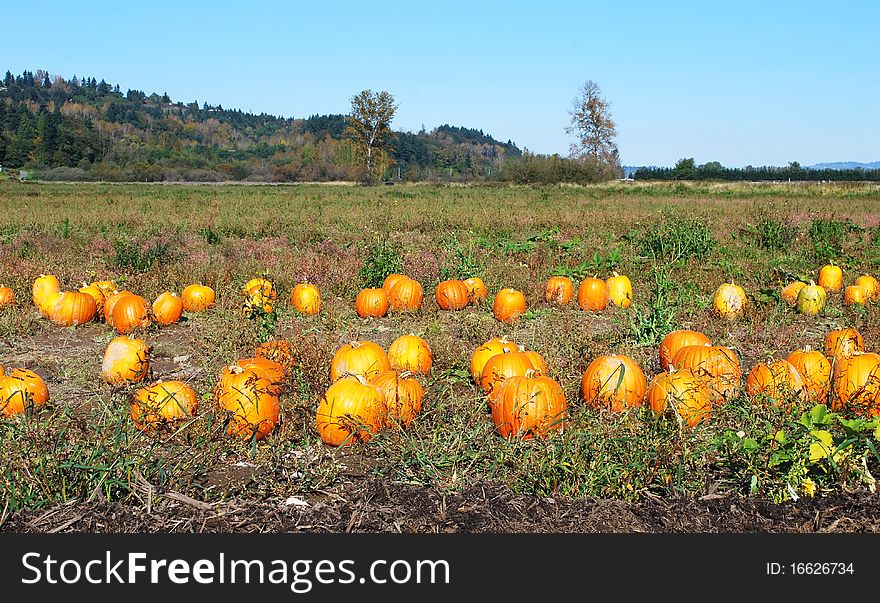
[344,89,397,184]
[672,158,697,180]
[565,80,619,178]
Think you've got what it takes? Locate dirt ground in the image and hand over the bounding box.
[4,479,879,533]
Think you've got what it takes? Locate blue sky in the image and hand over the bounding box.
[5,0,878,166]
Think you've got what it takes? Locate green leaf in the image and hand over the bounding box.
[810,404,830,426]
[742,437,760,452]
[774,430,787,444]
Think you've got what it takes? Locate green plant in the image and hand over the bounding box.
[628,263,677,346]
[554,248,622,278]
[358,237,404,288]
[113,239,174,272]
[744,218,797,251]
[438,234,483,281]
[810,218,860,263]
[630,217,714,264]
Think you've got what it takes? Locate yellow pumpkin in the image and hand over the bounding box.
[606,272,633,309]
[713,282,747,318]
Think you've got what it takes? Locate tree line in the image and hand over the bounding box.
[634,158,880,182]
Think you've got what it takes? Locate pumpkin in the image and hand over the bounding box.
[479,346,535,398]
[102,336,150,385]
[51,291,97,326]
[844,285,868,307]
[103,290,134,323]
[824,328,865,359]
[854,275,880,301]
[545,276,574,305]
[712,282,747,318]
[388,277,423,312]
[646,367,713,428]
[795,281,826,316]
[38,290,63,319]
[524,350,548,375]
[577,277,609,312]
[216,366,281,440]
[831,351,880,416]
[818,263,843,292]
[32,274,61,311]
[356,287,389,318]
[4,368,49,407]
[112,294,151,334]
[93,280,117,297]
[671,344,741,402]
[581,354,646,411]
[181,284,215,312]
[0,371,49,417]
[290,283,322,315]
[244,277,276,302]
[152,291,184,325]
[130,380,198,430]
[786,346,831,403]
[254,339,296,375]
[435,280,470,311]
[382,273,409,297]
[606,273,633,309]
[659,330,712,372]
[387,334,432,375]
[370,370,423,428]
[491,370,567,439]
[330,341,391,382]
[470,337,516,384]
[231,357,286,395]
[463,277,488,304]
[79,282,105,314]
[746,359,807,406]
[781,281,807,306]
[493,288,526,322]
[316,375,387,446]
[0,286,13,307]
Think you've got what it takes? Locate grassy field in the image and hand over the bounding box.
[2,180,880,530]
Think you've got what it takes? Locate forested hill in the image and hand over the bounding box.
[0,69,521,182]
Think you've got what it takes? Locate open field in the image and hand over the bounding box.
[2,180,880,532]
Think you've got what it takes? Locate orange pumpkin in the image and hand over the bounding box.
[844,285,868,307]
[102,336,150,385]
[671,344,742,402]
[244,277,277,303]
[388,277,423,312]
[786,346,832,404]
[577,277,609,311]
[216,366,281,440]
[830,351,880,416]
[130,380,198,430]
[463,277,488,304]
[646,367,713,428]
[254,339,296,375]
[470,337,516,384]
[435,280,470,311]
[181,284,215,312]
[32,274,61,314]
[92,280,117,298]
[545,276,574,305]
[382,273,409,297]
[781,281,807,306]
[152,292,184,325]
[746,359,807,406]
[231,357,286,395]
[523,350,548,375]
[581,354,647,411]
[818,263,843,292]
[606,273,633,308]
[854,275,880,301]
[112,294,151,334]
[103,290,134,323]
[491,370,567,439]
[290,283,322,315]
[493,288,526,322]
[370,370,424,428]
[658,330,712,372]
[387,334,432,375]
[51,291,97,326]
[713,282,747,318]
[0,370,50,417]
[479,347,535,398]
[356,287,389,318]
[78,282,105,313]
[824,328,865,359]
[316,375,386,446]
[0,286,13,307]
[330,341,391,382]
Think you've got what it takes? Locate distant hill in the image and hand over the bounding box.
[807,162,880,170]
[0,68,521,182]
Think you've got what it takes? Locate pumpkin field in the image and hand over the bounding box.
[3,180,880,533]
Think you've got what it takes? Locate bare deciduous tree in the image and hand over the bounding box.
[566,80,619,178]
[344,90,398,185]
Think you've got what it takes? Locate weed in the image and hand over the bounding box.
[113,239,175,272]
[630,217,714,264]
[628,262,677,346]
[358,236,404,288]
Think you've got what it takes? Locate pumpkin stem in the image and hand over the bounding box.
[399,370,412,379]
